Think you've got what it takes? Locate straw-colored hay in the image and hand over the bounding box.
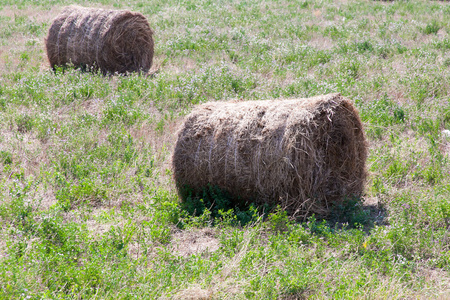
[45,5,154,74]
[172,93,368,217]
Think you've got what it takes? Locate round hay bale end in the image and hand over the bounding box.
[172,93,368,217]
[45,5,154,75]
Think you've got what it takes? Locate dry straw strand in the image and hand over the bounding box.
[172,93,368,217]
[45,5,154,74]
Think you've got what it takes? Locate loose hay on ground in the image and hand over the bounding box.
[172,93,368,217]
[45,5,154,74]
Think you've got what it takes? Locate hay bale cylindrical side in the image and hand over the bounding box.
[45,5,154,74]
[172,93,368,216]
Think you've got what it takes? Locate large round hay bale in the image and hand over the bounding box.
[172,93,368,217]
[45,5,154,75]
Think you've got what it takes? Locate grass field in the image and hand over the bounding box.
[1,0,450,298]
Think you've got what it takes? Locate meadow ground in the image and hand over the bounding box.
[1,0,450,298]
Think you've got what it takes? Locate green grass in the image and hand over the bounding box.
[1,0,450,298]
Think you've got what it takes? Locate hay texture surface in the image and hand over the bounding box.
[172,93,368,216]
[45,5,154,74]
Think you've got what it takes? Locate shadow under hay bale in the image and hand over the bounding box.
[172,93,368,218]
[45,5,154,75]
[180,183,263,226]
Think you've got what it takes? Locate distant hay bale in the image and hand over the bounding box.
[45,5,154,75]
[172,93,368,217]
